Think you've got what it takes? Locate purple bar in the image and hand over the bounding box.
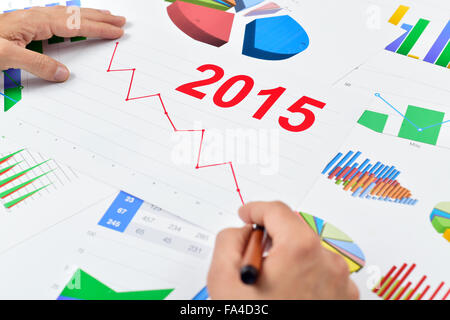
[386,23,413,52]
[424,20,450,63]
[4,69,21,90]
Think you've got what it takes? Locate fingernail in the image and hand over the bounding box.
[100,9,111,14]
[54,66,69,82]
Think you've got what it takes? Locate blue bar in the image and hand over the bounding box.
[4,69,21,89]
[390,171,401,180]
[322,152,342,174]
[193,287,209,300]
[361,164,373,175]
[369,161,381,174]
[424,20,450,63]
[45,3,60,6]
[336,151,361,177]
[382,166,395,179]
[98,191,144,233]
[376,165,387,178]
[329,151,353,176]
[385,23,413,52]
[342,163,358,180]
[66,0,82,6]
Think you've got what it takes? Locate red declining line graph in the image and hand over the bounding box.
[107,42,245,205]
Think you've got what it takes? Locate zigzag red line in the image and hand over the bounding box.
[107,42,245,206]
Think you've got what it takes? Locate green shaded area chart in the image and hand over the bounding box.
[58,269,174,300]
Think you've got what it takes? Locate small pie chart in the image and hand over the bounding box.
[299,212,366,273]
[430,202,450,242]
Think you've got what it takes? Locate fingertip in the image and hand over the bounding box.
[53,65,70,82]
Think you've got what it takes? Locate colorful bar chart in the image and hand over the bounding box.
[321,150,418,205]
[385,5,450,68]
[299,212,365,273]
[58,269,174,300]
[430,202,450,242]
[373,263,449,300]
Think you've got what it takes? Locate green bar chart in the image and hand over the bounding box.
[396,18,430,56]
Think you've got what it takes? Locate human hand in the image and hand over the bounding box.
[207,201,359,300]
[0,6,125,82]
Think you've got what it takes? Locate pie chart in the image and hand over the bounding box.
[430,202,450,242]
[165,0,310,60]
[299,212,366,273]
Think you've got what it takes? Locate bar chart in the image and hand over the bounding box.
[2,0,86,112]
[385,5,450,69]
[321,150,418,205]
[357,93,449,147]
[373,263,449,300]
[430,202,450,243]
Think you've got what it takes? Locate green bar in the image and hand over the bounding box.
[0,162,22,175]
[26,41,44,54]
[48,35,65,45]
[0,170,54,199]
[403,288,415,300]
[165,0,230,11]
[70,36,87,42]
[4,184,50,209]
[397,19,430,56]
[383,280,400,300]
[358,110,389,133]
[59,269,174,300]
[0,149,24,164]
[398,105,445,145]
[0,160,50,188]
[4,87,22,112]
[435,41,450,68]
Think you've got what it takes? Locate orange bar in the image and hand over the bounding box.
[396,188,408,200]
[362,176,377,190]
[382,182,398,198]
[371,180,385,195]
[388,185,403,198]
[344,173,361,191]
[377,181,392,196]
[351,173,370,192]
